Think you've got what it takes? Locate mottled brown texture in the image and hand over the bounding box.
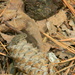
[23,0,63,20]
[7,34,49,75]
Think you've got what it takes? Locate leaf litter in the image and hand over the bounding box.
[0,0,75,75]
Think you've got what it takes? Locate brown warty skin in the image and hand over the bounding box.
[23,0,62,20]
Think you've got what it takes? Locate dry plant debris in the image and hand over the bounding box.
[0,0,75,75]
[7,34,49,75]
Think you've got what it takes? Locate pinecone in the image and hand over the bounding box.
[7,33,49,75]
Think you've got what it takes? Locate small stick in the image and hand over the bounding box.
[0,41,8,53]
[4,21,23,34]
[54,67,61,75]
[52,57,75,65]
[71,0,75,5]
[0,0,11,17]
[0,5,7,17]
[55,63,75,74]
[0,52,6,56]
[62,0,75,17]
[41,32,75,54]
[60,38,75,42]
[64,61,74,75]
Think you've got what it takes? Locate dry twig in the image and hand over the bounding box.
[4,21,23,34]
[60,38,75,42]
[71,0,75,5]
[62,0,75,17]
[41,32,75,54]
[0,0,11,17]
[53,57,75,65]
[0,52,6,56]
[55,63,75,74]
[64,61,74,75]
[0,41,8,53]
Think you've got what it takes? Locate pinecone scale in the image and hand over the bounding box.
[7,34,49,75]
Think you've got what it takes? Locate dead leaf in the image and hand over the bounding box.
[46,21,57,35]
[2,9,17,21]
[36,20,47,32]
[2,0,23,21]
[56,51,72,60]
[0,24,9,32]
[0,7,44,51]
[43,42,52,52]
[36,10,67,34]
[47,10,67,26]
[0,32,15,43]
